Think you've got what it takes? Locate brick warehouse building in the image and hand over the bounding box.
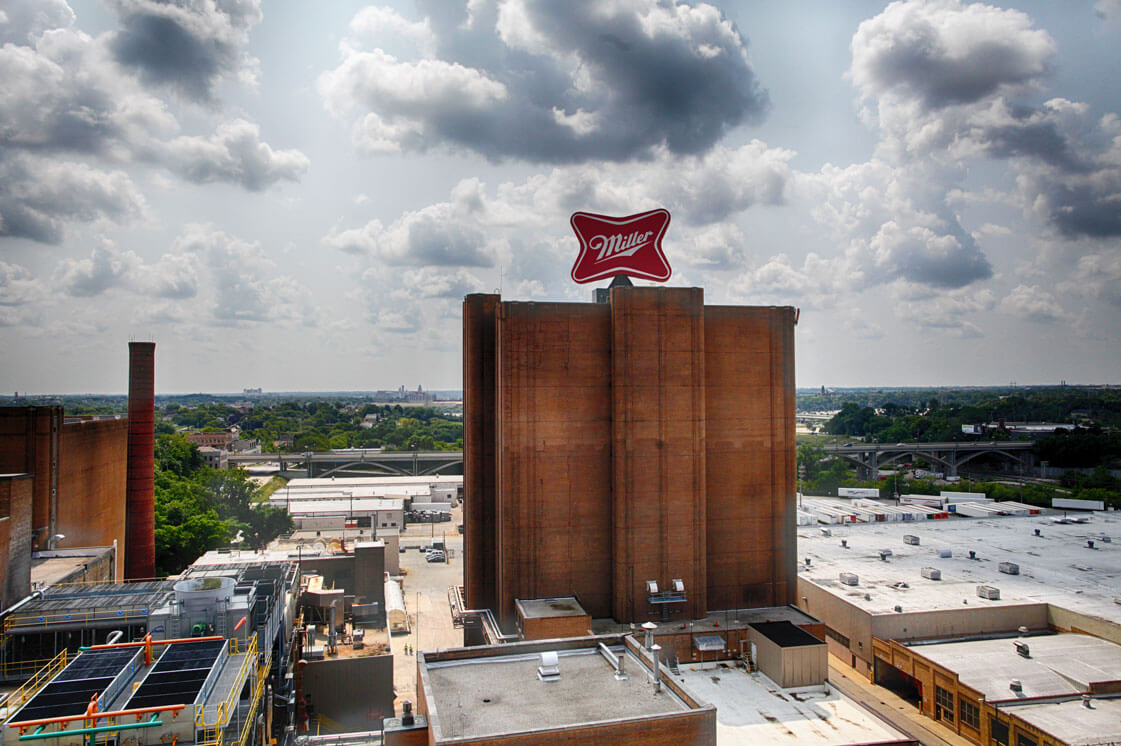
[463,286,797,629]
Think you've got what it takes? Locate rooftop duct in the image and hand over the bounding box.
[537,651,560,682]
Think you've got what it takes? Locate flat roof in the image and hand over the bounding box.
[30,547,115,587]
[286,498,403,514]
[674,662,908,745]
[751,621,824,648]
[515,597,588,620]
[1005,697,1121,745]
[285,476,461,488]
[423,646,692,740]
[798,514,1121,620]
[909,633,1121,700]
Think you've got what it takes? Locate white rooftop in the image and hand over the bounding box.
[285,497,403,515]
[1005,696,1121,746]
[912,633,1121,701]
[674,663,908,745]
[798,513,1121,621]
[285,476,461,489]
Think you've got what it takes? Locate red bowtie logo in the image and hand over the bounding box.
[570,209,672,284]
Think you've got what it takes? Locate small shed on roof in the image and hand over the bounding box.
[748,621,827,688]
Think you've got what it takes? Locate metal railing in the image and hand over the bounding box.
[3,606,152,633]
[236,650,272,746]
[195,636,258,746]
[0,650,68,722]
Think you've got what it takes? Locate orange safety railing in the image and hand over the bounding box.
[7,704,187,734]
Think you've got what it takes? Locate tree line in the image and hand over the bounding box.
[154,433,293,575]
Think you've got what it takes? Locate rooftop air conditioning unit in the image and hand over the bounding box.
[977,585,1001,600]
[921,567,942,580]
[938,549,952,558]
[903,535,920,545]
[839,572,859,586]
[999,562,1020,575]
[820,528,832,537]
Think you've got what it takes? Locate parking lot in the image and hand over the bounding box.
[389,509,464,711]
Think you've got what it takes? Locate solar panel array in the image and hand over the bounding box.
[14,648,138,723]
[124,640,224,710]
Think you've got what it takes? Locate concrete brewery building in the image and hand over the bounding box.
[463,286,797,629]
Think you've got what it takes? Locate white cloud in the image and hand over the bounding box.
[320,0,768,162]
[108,0,263,101]
[163,119,309,191]
[999,284,1067,322]
[55,241,139,297]
[0,155,146,243]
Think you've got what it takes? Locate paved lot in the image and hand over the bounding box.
[389,510,464,712]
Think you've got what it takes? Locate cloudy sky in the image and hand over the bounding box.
[1,0,1119,393]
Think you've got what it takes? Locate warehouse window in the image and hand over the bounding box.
[1016,732,1037,746]
[824,625,850,648]
[934,686,954,723]
[959,699,980,730]
[991,716,1010,746]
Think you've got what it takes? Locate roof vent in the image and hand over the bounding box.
[894,605,903,613]
[1083,694,1093,708]
[839,572,859,586]
[821,528,832,537]
[1088,540,1096,549]
[968,550,977,560]
[1033,528,1041,537]
[1014,641,1030,658]
[841,539,848,548]
[879,550,893,561]
[1010,679,1022,693]
[537,651,560,682]
[977,585,1001,600]
[805,557,812,566]
[1018,626,1029,636]
[1101,536,1112,543]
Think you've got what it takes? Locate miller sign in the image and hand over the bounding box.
[570,209,672,284]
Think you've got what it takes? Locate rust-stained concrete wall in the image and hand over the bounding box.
[495,301,614,622]
[705,307,797,611]
[464,289,797,628]
[0,406,61,546]
[463,295,499,615]
[58,419,127,568]
[0,409,127,580]
[1,474,34,608]
[612,288,707,621]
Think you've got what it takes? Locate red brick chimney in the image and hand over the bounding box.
[125,341,155,579]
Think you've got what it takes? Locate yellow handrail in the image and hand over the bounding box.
[195,635,259,746]
[237,650,271,746]
[0,649,68,722]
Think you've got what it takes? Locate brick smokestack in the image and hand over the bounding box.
[125,341,155,579]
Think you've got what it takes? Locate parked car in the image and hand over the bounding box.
[425,550,446,563]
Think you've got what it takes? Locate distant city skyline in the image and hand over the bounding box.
[2,0,1119,393]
